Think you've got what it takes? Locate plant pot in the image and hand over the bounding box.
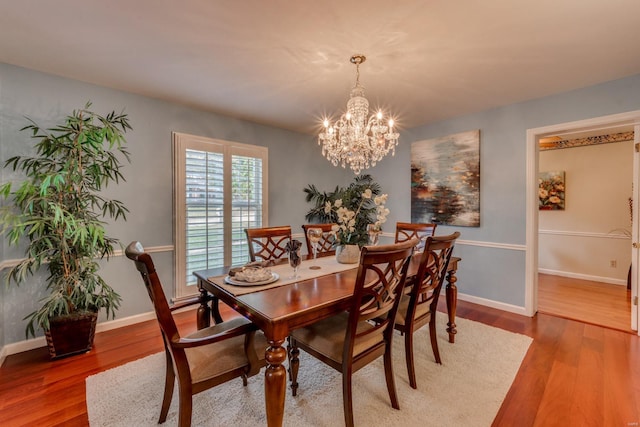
[336,244,361,264]
[45,311,98,359]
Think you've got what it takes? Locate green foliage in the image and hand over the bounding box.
[0,102,132,337]
[303,174,383,246]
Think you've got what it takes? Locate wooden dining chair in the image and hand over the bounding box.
[125,241,267,427]
[287,239,418,427]
[395,222,437,251]
[244,225,292,262]
[301,223,336,257]
[394,231,460,389]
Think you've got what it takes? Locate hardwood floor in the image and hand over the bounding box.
[1,299,640,426]
[538,273,633,332]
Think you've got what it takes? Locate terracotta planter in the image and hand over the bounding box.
[336,244,361,264]
[45,311,98,359]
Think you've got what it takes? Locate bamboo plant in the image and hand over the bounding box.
[0,102,131,337]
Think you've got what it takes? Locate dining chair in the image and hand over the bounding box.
[395,222,437,251]
[301,223,336,257]
[125,241,267,427]
[245,225,292,262]
[394,231,460,389]
[287,239,418,427]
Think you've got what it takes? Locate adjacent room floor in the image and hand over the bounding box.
[537,273,633,332]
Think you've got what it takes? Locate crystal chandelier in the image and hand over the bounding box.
[318,54,399,175]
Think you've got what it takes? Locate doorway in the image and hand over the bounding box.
[537,127,633,330]
[525,111,640,334]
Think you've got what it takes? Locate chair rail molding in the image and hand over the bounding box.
[539,229,630,239]
[0,245,175,271]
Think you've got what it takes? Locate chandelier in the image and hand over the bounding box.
[318,54,399,175]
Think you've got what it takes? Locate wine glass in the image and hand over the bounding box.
[307,227,323,270]
[288,247,302,279]
[367,224,381,246]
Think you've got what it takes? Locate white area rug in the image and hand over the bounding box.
[86,313,532,426]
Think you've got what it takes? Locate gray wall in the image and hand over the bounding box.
[392,74,640,307]
[2,60,640,347]
[0,63,353,345]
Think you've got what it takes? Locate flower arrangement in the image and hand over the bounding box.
[303,174,389,247]
[538,171,565,210]
[324,189,389,246]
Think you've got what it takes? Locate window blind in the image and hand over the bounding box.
[174,133,268,296]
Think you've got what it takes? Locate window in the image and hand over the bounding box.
[173,132,268,298]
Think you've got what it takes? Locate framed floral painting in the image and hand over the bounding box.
[539,171,565,210]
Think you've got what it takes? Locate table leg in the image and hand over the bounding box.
[445,269,458,343]
[196,287,211,329]
[265,339,287,427]
[210,295,223,324]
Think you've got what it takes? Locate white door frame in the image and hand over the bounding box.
[525,110,640,333]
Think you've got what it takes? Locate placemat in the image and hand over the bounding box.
[208,256,357,296]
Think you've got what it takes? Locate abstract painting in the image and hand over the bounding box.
[538,171,565,210]
[411,130,480,226]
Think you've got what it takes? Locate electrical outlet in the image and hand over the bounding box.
[610,260,617,268]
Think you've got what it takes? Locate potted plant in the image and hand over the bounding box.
[304,174,389,263]
[0,102,132,358]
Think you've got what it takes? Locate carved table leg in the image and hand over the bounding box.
[210,295,223,324]
[265,340,287,427]
[287,336,300,396]
[445,269,458,343]
[196,286,211,330]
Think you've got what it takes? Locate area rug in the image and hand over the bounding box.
[86,313,532,426]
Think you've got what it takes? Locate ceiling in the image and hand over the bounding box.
[2,1,640,135]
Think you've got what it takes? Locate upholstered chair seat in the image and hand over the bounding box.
[290,312,384,364]
[184,317,267,383]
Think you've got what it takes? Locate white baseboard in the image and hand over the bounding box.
[538,268,627,286]
[94,311,157,334]
[458,293,528,316]
[1,336,48,362]
[0,345,7,367]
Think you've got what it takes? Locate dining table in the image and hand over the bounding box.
[193,253,461,427]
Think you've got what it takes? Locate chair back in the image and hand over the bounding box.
[125,241,180,343]
[395,222,437,251]
[245,226,292,262]
[344,239,417,361]
[301,223,336,256]
[409,232,460,320]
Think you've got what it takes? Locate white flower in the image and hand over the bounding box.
[374,194,388,205]
[336,206,351,222]
[324,185,390,246]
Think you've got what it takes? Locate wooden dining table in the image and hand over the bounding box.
[193,254,460,427]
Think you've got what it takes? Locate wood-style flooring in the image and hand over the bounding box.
[1,297,640,426]
[538,273,633,332]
